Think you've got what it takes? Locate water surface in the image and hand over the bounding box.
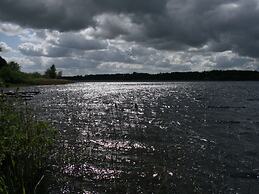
[28,82,259,193]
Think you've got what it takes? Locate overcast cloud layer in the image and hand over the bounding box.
[0,0,259,74]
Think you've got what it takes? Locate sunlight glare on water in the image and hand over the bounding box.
[28,82,259,193]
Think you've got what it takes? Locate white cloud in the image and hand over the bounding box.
[18,42,46,56]
[98,62,143,71]
[2,22,256,75]
[0,41,12,52]
[91,13,145,40]
[0,22,23,36]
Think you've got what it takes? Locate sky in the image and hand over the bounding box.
[0,0,259,75]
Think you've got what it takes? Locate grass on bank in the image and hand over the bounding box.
[1,77,73,87]
[0,95,57,193]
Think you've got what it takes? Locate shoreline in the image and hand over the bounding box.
[1,78,74,88]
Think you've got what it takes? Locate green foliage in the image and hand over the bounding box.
[45,65,57,79]
[0,78,4,87]
[0,59,27,85]
[0,65,27,84]
[0,56,7,70]
[0,96,57,193]
[8,61,21,72]
[30,72,42,78]
[0,57,69,86]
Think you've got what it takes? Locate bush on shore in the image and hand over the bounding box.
[0,96,56,194]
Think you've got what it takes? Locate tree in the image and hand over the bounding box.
[45,64,57,79]
[0,47,8,69]
[8,61,20,71]
[0,56,7,69]
[31,72,42,78]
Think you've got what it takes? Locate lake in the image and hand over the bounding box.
[27,82,259,193]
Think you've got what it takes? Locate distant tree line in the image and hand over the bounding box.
[64,71,259,81]
[2,46,259,83]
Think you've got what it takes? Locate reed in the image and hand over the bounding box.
[0,95,56,194]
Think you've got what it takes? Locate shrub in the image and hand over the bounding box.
[0,96,56,193]
[0,66,27,84]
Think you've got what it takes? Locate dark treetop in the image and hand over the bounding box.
[0,56,7,69]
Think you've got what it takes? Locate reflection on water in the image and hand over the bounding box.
[28,82,259,193]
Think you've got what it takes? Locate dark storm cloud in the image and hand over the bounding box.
[1,0,259,59]
[56,33,108,50]
[0,0,166,31]
[137,0,259,57]
[0,0,96,30]
[18,31,108,58]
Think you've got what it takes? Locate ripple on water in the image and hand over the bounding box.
[28,82,259,193]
